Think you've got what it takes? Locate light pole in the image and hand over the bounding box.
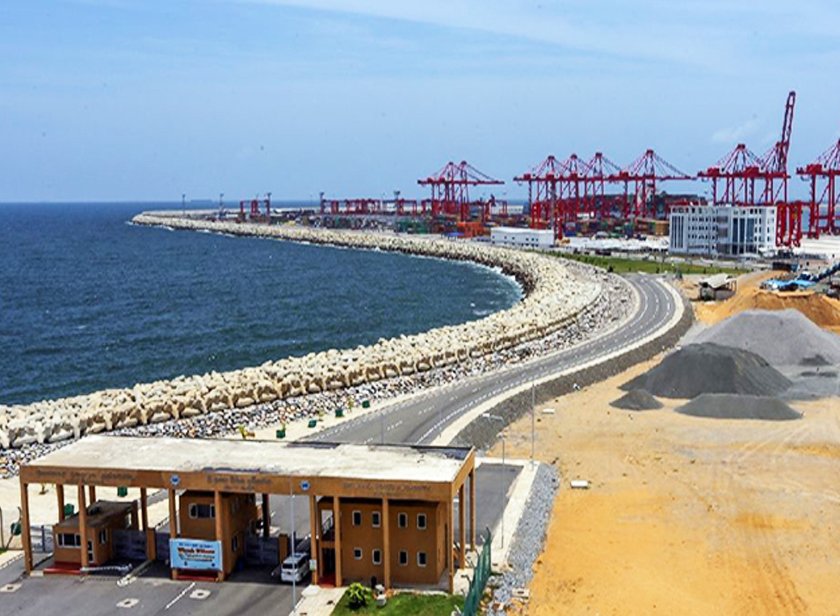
[289,481,297,614]
[531,382,536,467]
[182,193,186,217]
[500,434,506,549]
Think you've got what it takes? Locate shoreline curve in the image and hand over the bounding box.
[0,213,602,450]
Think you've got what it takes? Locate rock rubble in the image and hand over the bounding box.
[0,214,618,474]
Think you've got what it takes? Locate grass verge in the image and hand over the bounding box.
[552,252,748,276]
[332,588,464,615]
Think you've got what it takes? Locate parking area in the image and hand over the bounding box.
[2,560,302,616]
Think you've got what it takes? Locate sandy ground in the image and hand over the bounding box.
[491,357,840,616]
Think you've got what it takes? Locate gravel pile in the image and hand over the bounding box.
[486,463,558,615]
[622,342,791,399]
[695,309,840,367]
[610,389,663,410]
[0,263,632,478]
[675,394,802,421]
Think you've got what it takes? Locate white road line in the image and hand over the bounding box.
[165,582,196,610]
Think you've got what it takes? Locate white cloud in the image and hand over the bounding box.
[711,117,760,145]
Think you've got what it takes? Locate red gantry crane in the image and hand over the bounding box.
[581,152,624,220]
[615,149,693,219]
[515,154,590,237]
[418,161,504,222]
[699,91,800,247]
[798,135,840,238]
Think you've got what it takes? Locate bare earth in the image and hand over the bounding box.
[491,357,840,615]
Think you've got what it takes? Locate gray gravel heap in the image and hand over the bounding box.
[694,309,840,367]
[622,342,791,399]
[675,393,802,421]
[610,389,664,410]
[486,463,558,615]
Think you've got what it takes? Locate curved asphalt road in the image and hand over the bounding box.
[308,274,678,447]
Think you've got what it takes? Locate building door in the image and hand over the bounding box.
[321,548,335,579]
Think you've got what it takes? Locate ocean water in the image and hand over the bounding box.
[0,203,521,406]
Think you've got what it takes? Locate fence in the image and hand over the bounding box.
[30,524,54,553]
[463,528,492,616]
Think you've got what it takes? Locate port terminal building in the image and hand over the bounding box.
[18,436,477,592]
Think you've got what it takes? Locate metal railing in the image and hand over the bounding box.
[463,528,492,616]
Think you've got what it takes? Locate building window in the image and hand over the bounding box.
[99,529,108,545]
[57,533,81,548]
[231,534,239,552]
[352,510,362,526]
[372,511,381,528]
[353,548,363,561]
[398,513,408,529]
[372,549,382,565]
[189,503,215,519]
[399,550,408,566]
[417,513,427,530]
[417,551,427,567]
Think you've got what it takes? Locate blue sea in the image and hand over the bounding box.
[0,203,521,406]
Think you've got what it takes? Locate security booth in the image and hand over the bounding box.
[53,500,139,568]
[19,436,477,591]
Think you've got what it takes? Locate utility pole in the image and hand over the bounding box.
[182,193,186,217]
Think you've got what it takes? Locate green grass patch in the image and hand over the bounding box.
[332,587,464,615]
[551,252,748,276]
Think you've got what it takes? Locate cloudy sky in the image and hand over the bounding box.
[2,0,840,201]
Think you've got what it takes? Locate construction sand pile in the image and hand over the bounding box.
[696,286,840,333]
[623,343,791,399]
[695,309,840,367]
[675,394,802,421]
[610,389,663,411]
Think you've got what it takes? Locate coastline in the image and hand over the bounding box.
[0,214,603,458]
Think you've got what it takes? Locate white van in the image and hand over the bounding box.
[280,552,310,584]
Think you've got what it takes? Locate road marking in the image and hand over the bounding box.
[190,588,211,600]
[165,582,196,610]
[0,583,22,593]
[116,598,139,609]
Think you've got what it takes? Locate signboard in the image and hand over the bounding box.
[309,559,317,572]
[169,538,222,571]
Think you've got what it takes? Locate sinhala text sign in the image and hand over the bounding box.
[169,538,222,571]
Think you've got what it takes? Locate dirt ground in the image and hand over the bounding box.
[491,357,840,615]
[679,269,840,333]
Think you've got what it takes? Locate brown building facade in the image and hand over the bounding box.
[20,436,477,591]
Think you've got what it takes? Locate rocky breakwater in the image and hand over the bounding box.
[0,213,602,451]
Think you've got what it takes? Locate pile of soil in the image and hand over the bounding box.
[610,389,664,411]
[675,394,802,421]
[623,342,791,399]
[696,287,840,333]
[695,309,840,367]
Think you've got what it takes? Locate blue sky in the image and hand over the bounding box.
[2,0,840,202]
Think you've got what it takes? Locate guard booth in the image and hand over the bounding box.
[19,436,476,591]
[52,499,138,569]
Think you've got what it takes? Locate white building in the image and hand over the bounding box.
[490,226,555,249]
[669,205,777,256]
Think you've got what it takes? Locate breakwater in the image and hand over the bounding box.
[0,213,601,450]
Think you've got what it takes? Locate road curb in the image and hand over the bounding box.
[446,279,693,451]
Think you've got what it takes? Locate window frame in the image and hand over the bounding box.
[372,511,381,528]
[353,547,363,561]
[372,549,382,565]
[397,512,408,529]
[417,513,427,530]
[398,550,408,566]
[417,551,428,567]
[352,510,362,527]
